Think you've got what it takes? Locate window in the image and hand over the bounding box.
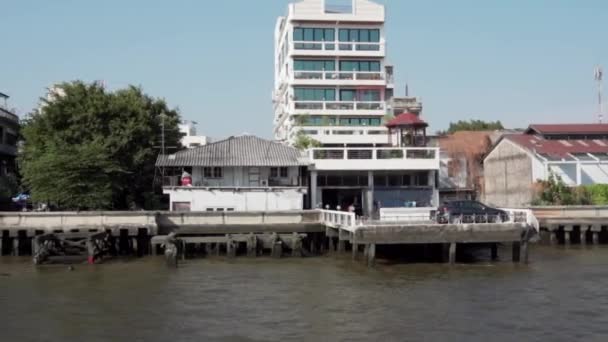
[294,60,336,71]
[203,167,223,179]
[172,202,191,212]
[270,167,289,178]
[294,88,336,101]
[294,27,335,41]
[340,89,356,101]
[338,29,380,42]
[339,60,381,71]
[360,90,381,101]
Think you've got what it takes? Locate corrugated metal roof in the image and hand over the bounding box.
[156,135,308,167]
[504,134,608,157]
[526,124,608,135]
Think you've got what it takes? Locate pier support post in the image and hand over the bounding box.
[292,233,303,257]
[564,226,572,246]
[491,243,498,261]
[521,241,529,264]
[247,234,257,257]
[549,230,557,245]
[337,240,345,253]
[328,237,335,253]
[449,243,457,265]
[132,237,138,255]
[512,242,521,263]
[580,229,587,246]
[271,233,282,258]
[366,243,376,267]
[12,237,19,256]
[226,235,236,258]
[593,232,600,245]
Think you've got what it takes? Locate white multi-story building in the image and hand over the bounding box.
[273,0,394,146]
[179,120,210,148]
[273,0,440,218]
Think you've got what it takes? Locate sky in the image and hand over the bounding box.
[1,0,607,139]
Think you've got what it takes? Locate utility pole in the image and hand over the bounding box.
[160,112,167,155]
[595,65,603,123]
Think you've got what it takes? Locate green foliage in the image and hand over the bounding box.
[442,120,504,134]
[532,173,594,206]
[293,131,322,150]
[19,81,181,210]
[583,184,608,205]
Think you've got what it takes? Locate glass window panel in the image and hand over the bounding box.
[340,118,350,125]
[370,118,381,125]
[360,61,370,71]
[325,89,336,100]
[349,29,359,41]
[339,29,349,41]
[304,28,314,41]
[294,60,304,70]
[370,29,380,42]
[324,28,335,41]
[325,61,335,70]
[340,61,354,71]
[359,29,370,42]
[314,28,324,41]
[294,88,304,100]
[294,28,303,41]
[340,89,356,101]
[370,61,381,71]
[314,89,325,100]
[304,88,315,101]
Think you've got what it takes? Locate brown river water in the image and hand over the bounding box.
[1,245,608,342]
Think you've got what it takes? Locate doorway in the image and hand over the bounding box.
[321,188,363,216]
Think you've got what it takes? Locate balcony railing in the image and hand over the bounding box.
[294,101,385,111]
[294,70,385,81]
[311,147,438,161]
[0,107,19,123]
[292,41,384,52]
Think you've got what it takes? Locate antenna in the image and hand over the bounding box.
[595,65,603,123]
[405,83,409,97]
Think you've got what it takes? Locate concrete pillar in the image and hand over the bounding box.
[491,243,498,261]
[247,234,257,257]
[366,243,376,267]
[310,170,318,209]
[512,242,521,262]
[521,241,529,264]
[449,243,457,265]
[593,232,600,245]
[337,240,345,253]
[580,229,587,246]
[549,230,557,245]
[564,231,571,246]
[366,170,374,219]
[352,240,358,260]
[291,233,303,257]
[12,238,19,256]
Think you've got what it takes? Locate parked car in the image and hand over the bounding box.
[436,200,509,223]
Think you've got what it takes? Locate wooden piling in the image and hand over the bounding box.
[593,232,600,245]
[564,226,572,246]
[512,242,521,263]
[580,229,587,246]
[226,235,236,258]
[291,233,303,257]
[12,237,19,256]
[449,243,457,265]
[246,233,257,257]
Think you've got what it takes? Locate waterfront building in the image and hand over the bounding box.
[273,0,439,217]
[484,124,608,207]
[0,92,19,177]
[179,120,210,149]
[156,135,308,212]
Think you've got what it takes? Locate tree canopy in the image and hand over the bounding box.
[19,81,181,210]
[440,120,504,135]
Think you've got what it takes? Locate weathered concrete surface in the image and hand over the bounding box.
[354,223,529,245]
[484,140,533,207]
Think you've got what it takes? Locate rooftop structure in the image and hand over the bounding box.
[0,92,19,176]
[178,121,210,149]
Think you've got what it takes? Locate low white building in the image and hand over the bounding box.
[156,135,309,212]
[484,124,608,207]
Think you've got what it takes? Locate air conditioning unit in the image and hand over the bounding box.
[260,179,269,187]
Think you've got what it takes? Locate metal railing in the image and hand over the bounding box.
[292,41,384,52]
[310,147,439,161]
[320,210,357,232]
[0,108,19,123]
[294,101,385,111]
[294,70,385,81]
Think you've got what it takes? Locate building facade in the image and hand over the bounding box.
[156,135,308,212]
[0,92,19,177]
[484,124,608,207]
[273,0,439,217]
[178,121,210,148]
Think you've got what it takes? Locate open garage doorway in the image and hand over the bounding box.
[321,188,363,216]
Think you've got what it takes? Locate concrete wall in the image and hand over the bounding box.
[164,188,305,212]
[484,140,533,207]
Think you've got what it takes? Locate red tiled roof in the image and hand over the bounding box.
[527,124,608,135]
[385,113,428,128]
[504,134,608,158]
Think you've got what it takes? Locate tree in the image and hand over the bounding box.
[438,120,504,135]
[19,81,181,210]
[293,131,322,150]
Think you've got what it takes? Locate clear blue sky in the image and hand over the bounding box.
[2,0,607,138]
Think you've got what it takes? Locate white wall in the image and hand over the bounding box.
[165,188,305,212]
[191,166,300,187]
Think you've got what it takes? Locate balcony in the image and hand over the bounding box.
[0,107,19,126]
[293,101,385,115]
[291,41,385,57]
[292,70,387,86]
[298,126,389,145]
[308,147,440,171]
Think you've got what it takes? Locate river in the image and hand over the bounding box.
[1,245,608,341]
